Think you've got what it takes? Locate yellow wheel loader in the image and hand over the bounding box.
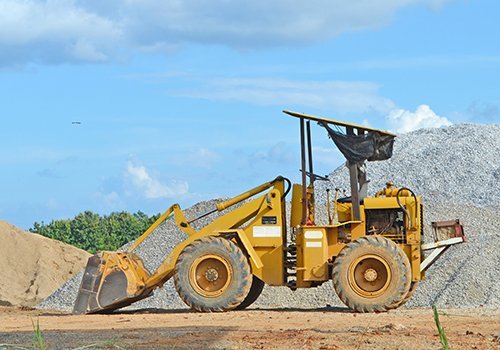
[74,111,465,314]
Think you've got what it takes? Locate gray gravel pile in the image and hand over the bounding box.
[40,123,500,311]
[314,123,500,308]
[404,202,499,308]
[315,123,500,207]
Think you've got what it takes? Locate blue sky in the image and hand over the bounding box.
[1,0,499,229]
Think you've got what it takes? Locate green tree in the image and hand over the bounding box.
[29,210,160,253]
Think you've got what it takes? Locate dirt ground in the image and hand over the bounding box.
[0,306,498,350]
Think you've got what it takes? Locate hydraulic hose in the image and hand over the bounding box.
[189,176,291,224]
[396,187,417,230]
[281,177,292,200]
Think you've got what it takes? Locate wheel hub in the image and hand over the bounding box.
[189,255,232,298]
[364,268,378,282]
[205,268,219,282]
[348,254,392,298]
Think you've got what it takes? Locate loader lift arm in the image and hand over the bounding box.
[142,176,290,288]
[74,176,290,314]
[129,175,290,253]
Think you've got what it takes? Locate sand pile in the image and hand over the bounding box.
[0,220,91,306]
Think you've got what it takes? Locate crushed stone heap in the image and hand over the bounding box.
[315,123,500,207]
[40,123,500,311]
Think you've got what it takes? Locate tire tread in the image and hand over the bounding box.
[174,236,252,312]
[332,235,411,313]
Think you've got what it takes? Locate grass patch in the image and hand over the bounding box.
[433,305,450,350]
[31,318,45,350]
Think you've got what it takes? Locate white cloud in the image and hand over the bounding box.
[386,104,452,133]
[252,142,294,164]
[93,191,123,209]
[361,119,372,127]
[467,100,500,121]
[312,146,344,168]
[46,198,61,210]
[116,0,418,48]
[71,39,108,62]
[0,0,121,65]
[333,55,500,71]
[0,0,448,66]
[125,162,188,199]
[427,0,451,11]
[171,148,222,169]
[172,77,395,115]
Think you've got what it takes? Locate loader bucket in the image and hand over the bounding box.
[73,251,153,314]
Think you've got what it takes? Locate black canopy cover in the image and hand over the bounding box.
[320,122,395,163]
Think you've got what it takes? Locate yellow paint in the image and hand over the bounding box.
[82,111,431,313]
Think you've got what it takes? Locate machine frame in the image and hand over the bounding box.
[73,111,465,315]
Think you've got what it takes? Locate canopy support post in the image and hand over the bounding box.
[346,127,361,221]
[300,118,308,225]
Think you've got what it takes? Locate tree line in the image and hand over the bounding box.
[30,211,160,253]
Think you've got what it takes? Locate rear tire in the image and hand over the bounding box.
[332,235,411,313]
[399,281,419,307]
[174,236,252,312]
[236,275,265,310]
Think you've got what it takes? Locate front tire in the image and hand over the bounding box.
[174,236,252,312]
[236,275,265,310]
[332,235,411,313]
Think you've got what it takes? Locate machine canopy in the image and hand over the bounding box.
[282,110,396,163]
[320,122,395,163]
